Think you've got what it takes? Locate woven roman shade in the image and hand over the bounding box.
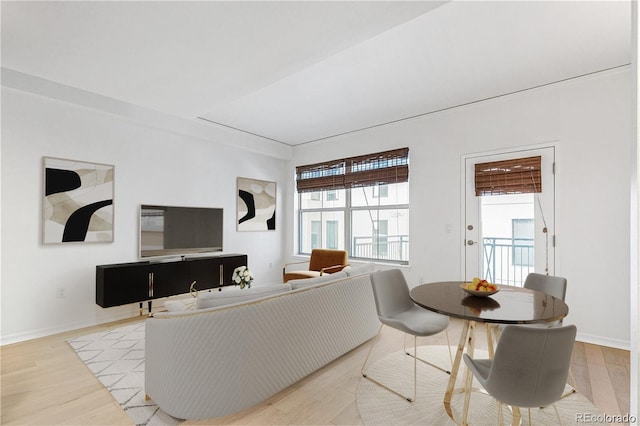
[475,155,542,196]
[295,159,346,193]
[296,148,409,193]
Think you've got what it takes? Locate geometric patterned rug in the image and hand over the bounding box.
[356,345,607,425]
[67,322,179,426]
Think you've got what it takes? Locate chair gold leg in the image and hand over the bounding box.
[497,401,504,425]
[361,324,415,402]
[403,330,452,375]
[552,403,563,425]
[412,335,417,402]
[560,388,577,399]
[362,373,416,402]
[539,365,576,409]
[559,368,577,399]
[511,406,522,426]
[361,324,384,376]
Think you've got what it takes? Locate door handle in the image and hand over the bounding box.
[467,240,477,246]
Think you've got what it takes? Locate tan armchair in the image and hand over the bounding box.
[283,249,348,283]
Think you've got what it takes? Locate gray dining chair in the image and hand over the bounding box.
[495,272,568,335]
[524,272,567,300]
[521,272,576,400]
[463,324,577,425]
[493,272,575,400]
[361,269,451,402]
[524,272,567,327]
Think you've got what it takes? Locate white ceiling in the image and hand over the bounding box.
[1,1,631,146]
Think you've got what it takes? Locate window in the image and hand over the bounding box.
[296,148,409,263]
[326,220,339,249]
[311,220,321,249]
[373,220,388,257]
[373,185,388,198]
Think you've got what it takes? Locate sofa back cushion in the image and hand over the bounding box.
[343,262,376,276]
[196,284,291,309]
[288,271,348,290]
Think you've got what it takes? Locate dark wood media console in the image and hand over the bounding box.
[96,254,248,308]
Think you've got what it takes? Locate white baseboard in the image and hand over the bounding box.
[0,311,141,346]
[576,331,630,351]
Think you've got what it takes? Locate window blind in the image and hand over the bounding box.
[296,148,409,193]
[475,155,542,196]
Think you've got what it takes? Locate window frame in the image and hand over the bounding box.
[297,186,409,264]
[295,148,410,264]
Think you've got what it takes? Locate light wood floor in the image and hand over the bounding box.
[1,317,631,425]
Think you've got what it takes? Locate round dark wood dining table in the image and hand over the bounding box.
[409,281,569,425]
[410,281,568,324]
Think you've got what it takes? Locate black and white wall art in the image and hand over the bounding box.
[237,177,276,231]
[43,157,114,243]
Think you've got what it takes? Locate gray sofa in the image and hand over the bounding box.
[145,269,379,420]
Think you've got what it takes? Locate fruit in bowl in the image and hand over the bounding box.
[461,278,499,296]
[464,278,498,293]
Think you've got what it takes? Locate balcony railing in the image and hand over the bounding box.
[350,234,532,277]
[482,237,534,287]
[352,234,409,262]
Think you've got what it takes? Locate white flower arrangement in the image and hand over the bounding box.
[232,265,253,289]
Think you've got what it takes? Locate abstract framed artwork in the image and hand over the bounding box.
[237,177,276,231]
[43,157,114,244]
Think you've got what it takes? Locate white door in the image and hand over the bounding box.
[464,147,555,286]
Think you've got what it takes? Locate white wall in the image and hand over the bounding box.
[289,68,632,349]
[2,67,632,349]
[1,86,288,344]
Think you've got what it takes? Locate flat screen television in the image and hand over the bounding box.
[139,205,223,258]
